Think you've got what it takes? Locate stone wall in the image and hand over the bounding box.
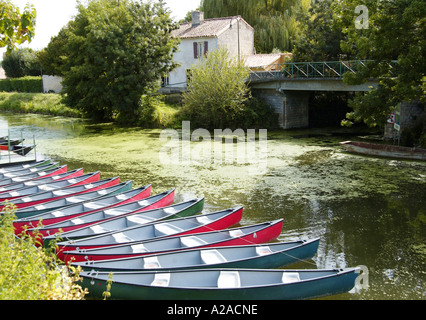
[384,101,425,140]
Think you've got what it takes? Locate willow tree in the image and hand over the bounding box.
[201,0,310,53]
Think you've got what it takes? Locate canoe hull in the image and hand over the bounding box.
[4,176,119,209]
[0,165,68,187]
[55,203,238,253]
[61,220,283,263]
[13,184,152,235]
[74,238,320,272]
[13,181,133,219]
[340,140,426,160]
[39,197,203,241]
[0,171,100,202]
[79,268,359,300]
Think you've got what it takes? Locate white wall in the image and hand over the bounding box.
[42,75,63,93]
[167,18,254,89]
[217,18,255,59]
[168,37,218,88]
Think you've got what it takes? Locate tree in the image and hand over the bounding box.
[201,0,310,53]
[293,0,351,61]
[334,0,425,129]
[2,47,40,77]
[0,0,36,54]
[60,0,179,124]
[37,27,71,76]
[181,47,251,129]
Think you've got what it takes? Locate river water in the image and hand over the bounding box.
[1,112,425,300]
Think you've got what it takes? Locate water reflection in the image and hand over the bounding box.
[1,112,425,300]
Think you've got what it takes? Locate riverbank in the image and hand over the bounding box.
[0,92,181,128]
[0,92,81,118]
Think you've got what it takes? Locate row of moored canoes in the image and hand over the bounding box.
[1,158,360,300]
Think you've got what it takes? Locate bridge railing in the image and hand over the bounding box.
[249,60,397,82]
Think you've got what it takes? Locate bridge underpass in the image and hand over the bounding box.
[249,60,385,129]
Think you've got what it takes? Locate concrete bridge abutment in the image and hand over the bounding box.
[253,89,310,129]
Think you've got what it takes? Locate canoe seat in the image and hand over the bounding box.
[154,223,183,236]
[144,256,161,269]
[201,249,227,265]
[180,236,207,248]
[84,202,104,210]
[70,218,84,225]
[255,246,273,256]
[131,243,148,253]
[67,197,81,203]
[281,272,300,284]
[218,271,241,288]
[104,208,126,216]
[90,225,111,234]
[196,215,211,224]
[151,273,170,287]
[126,215,155,226]
[229,229,244,238]
[112,232,134,243]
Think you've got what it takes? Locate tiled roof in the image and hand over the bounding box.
[172,16,253,39]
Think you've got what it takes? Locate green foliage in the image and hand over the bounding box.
[0,0,36,54]
[0,203,87,300]
[201,0,310,53]
[57,0,179,124]
[335,0,426,128]
[293,0,351,61]
[37,27,71,77]
[138,95,181,128]
[182,47,251,129]
[2,48,41,78]
[0,76,42,93]
[0,92,82,117]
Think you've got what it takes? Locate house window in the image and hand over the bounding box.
[161,76,169,87]
[193,41,208,59]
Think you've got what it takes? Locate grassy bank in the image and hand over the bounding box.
[0,92,82,118]
[0,92,182,128]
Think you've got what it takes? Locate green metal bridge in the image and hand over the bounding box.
[249,60,398,82]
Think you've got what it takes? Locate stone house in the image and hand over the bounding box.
[163,11,255,91]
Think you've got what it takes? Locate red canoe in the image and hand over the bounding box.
[13,184,152,234]
[0,171,100,201]
[56,205,242,258]
[0,165,68,187]
[0,168,84,193]
[35,189,176,245]
[60,219,283,263]
[1,176,120,210]
[0,162,59,180]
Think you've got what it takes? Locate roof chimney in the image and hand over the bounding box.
[191,11,204,27]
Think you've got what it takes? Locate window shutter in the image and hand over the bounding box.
[193,42,198,59]
[204,41,208,55]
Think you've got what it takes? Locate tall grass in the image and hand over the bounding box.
[0,92,82,118]
[0,203,87,300]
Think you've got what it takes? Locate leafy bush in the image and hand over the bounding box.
[0,203,87,300]
[182,47,277,130]
[182,47,251,130]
